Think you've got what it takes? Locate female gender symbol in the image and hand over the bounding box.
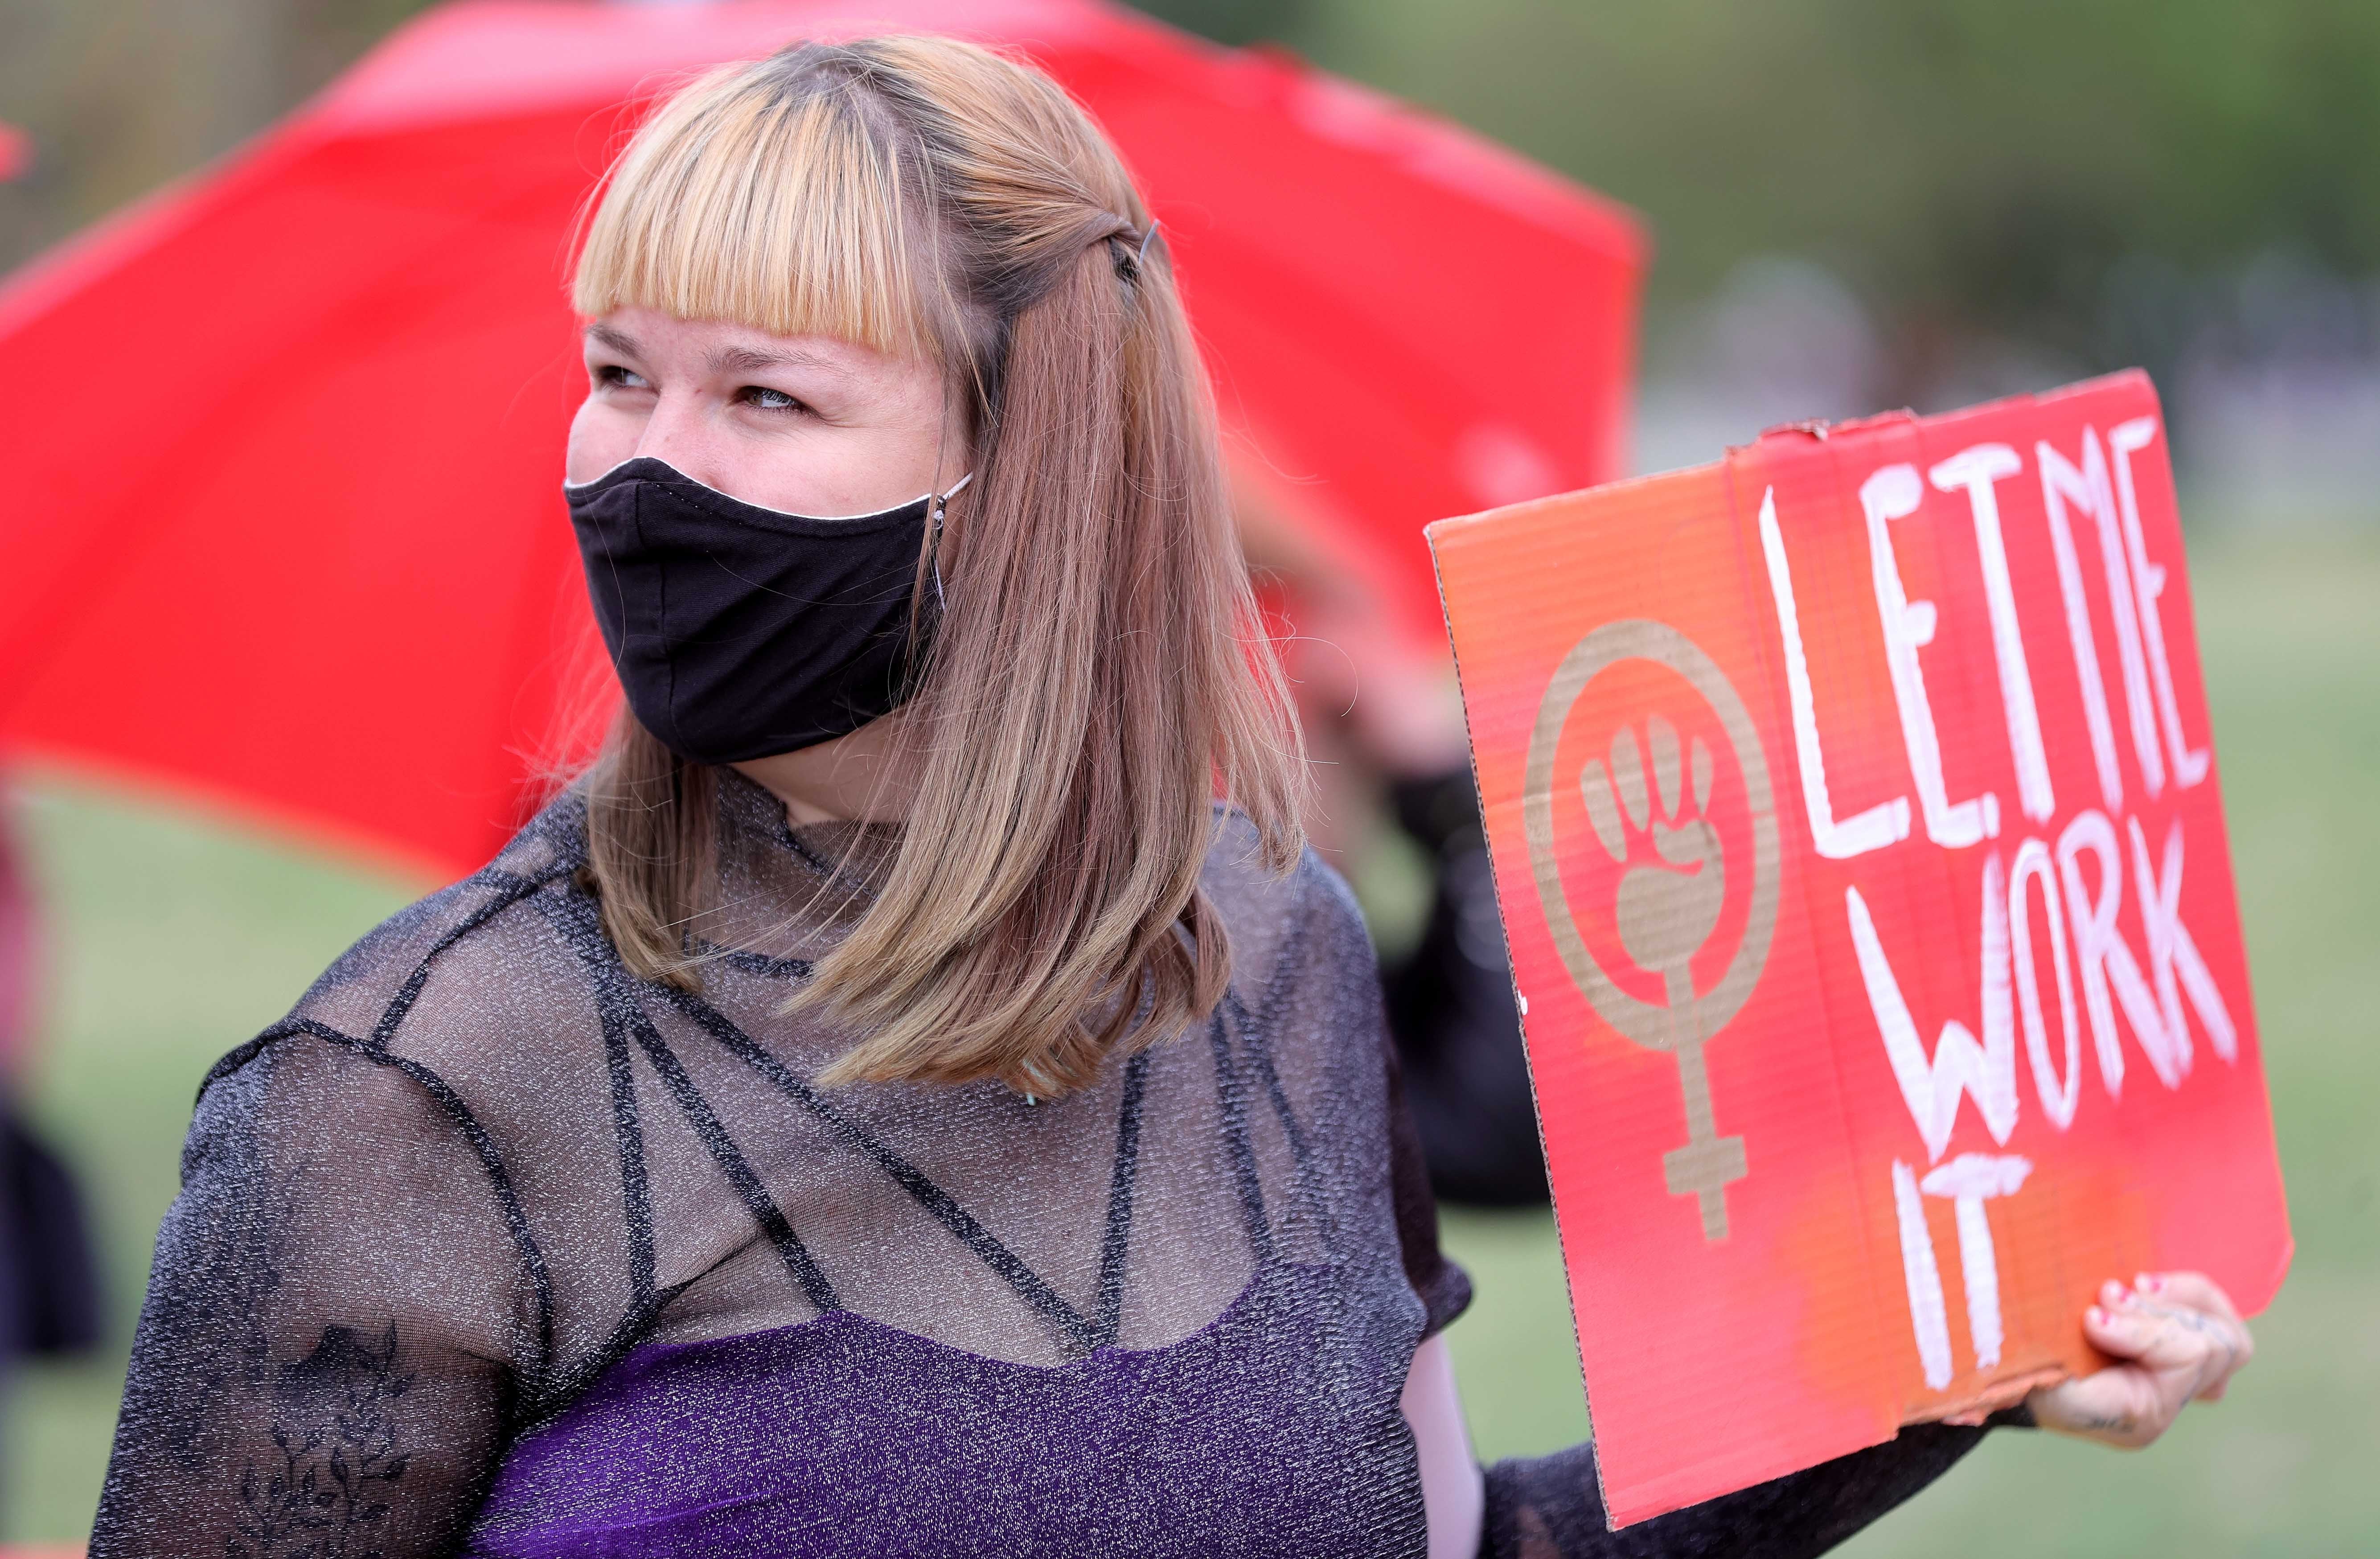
[1522,620,1780,1241]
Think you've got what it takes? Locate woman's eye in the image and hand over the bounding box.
[596,365,652,391]
[741,386,805,413]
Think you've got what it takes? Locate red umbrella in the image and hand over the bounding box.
[0,0,1642,879]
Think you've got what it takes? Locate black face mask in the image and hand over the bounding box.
[565,457,969,764]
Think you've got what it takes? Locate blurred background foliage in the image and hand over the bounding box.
[3,0,2375,1550]
[1278,0,2380,376]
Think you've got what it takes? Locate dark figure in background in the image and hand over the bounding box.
[0,1103,105,1362]
[0,792,110,1517]
[1383,769,1548,1206]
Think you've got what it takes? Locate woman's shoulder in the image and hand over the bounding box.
[197,789,599,1121]
[1202,806,1366,925]
[1197,815,1399,1170]
[1199,809,1380,1018]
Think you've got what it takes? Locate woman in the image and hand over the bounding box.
[90,36,2251,1559]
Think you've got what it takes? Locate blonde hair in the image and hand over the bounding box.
[570,36,1305,1096]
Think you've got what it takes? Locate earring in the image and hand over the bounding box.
[930,494,949,610]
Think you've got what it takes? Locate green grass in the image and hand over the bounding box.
[6,526,2378,1548]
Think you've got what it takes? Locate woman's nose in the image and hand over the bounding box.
[634,394,730,488]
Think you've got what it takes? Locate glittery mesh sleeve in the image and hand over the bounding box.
[89,1034,532,1558]
[1476,1420,2017,1557]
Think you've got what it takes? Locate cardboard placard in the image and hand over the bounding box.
[1427,371,2290,1526]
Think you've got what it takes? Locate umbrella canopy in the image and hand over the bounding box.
[0,0,1642,879]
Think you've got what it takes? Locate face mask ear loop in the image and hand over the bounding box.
[930,472,974,612]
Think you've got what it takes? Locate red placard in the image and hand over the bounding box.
[1428,372,2289,1526]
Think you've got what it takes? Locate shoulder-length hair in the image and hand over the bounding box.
[569,35,1304,1097]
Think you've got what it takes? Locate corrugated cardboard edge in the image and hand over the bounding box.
[1424,502,1605,1523]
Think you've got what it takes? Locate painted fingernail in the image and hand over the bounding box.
[2088,1306,2107,1325]
[2139,1273,2163,1293]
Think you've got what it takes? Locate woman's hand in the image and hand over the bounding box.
[2027,1271,2254,1448]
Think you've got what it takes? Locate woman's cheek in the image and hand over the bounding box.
[565,394,638,485]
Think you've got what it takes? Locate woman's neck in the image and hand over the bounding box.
[730,712,917,827]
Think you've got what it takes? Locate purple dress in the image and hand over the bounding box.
[90,771,1991,1557]
[464,1262,1414,1556]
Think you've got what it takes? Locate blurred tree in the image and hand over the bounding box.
[1283,0,2380,390]
[0,0,435,272]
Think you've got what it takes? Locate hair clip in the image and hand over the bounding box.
[1109,220,1160,284]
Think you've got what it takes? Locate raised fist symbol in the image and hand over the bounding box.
[1525,621,1778,1242]
[1578,715,1723,981]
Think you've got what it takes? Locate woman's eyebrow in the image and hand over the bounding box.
[585,322,641,357]
[708,343,847,378]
